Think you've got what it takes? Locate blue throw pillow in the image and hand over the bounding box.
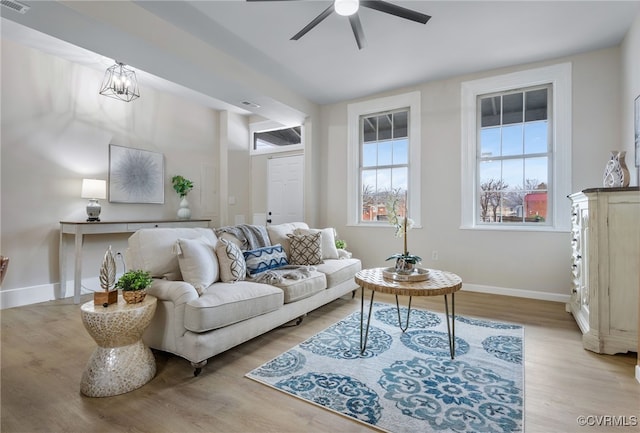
[243,244,289,276]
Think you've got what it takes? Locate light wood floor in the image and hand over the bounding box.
[1,291,638,433]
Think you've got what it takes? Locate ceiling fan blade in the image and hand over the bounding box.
[291,4,334,40]
[349,14,367,50]
[361,0,431,24]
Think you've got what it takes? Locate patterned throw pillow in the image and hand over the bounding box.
[243,244,289,277]
[286,232,322,265]
[294,227,339,260]
[215,239,246,282]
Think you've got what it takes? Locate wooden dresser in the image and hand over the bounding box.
[567,188,639,354]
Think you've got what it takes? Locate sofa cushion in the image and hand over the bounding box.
[294,227,339,260]
[273,270,327,303]
[266,222,309,257]
[184,282,284,332]
[176,237,219,295]
[287,232,322,265]
[126,228,217,280]
[215,239,246,282]
[315,258,362,288]
[243,244,288,276]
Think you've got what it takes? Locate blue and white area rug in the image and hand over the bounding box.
[246,302,523,433]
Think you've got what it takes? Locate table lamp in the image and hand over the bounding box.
[81,179,107,222]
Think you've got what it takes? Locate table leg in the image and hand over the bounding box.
[395,295,413,332]
[73,230,83,304]
[58,229,66,300]
[359,287,375,354]
[444,293,456,359]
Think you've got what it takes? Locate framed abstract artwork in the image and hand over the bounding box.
[109,144,164,203]
[635,95,640,167]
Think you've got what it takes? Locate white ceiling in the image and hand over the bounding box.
[2,0,639,122]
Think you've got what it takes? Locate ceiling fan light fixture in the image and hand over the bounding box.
[334,0,359,16]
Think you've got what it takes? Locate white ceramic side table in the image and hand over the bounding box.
[80,294,157,397]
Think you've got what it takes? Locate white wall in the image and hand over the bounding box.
[621,14,640,186]
[0,39,221,307]
[320,47,624,301]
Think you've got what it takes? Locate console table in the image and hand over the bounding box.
[59,219,210,304]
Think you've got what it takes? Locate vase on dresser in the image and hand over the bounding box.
[602,151,630,188]
[177,197,191,220]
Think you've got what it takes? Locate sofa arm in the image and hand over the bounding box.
[143,279,199,355]
[147,279,199,305]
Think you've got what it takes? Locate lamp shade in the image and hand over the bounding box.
[81,179,107,199]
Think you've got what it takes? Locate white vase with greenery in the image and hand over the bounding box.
[172,175,194,220]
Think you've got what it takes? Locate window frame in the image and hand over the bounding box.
[461,63,572,232]
[347,91,421,227]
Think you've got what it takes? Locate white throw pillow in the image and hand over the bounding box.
[294,227,339,260]
[215,239,247,282]
[176,237,219,295]
[266,222,309,257]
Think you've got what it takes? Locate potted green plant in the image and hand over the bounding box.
[171,175,193,198]
[385,192,422,274]
[171,175,194,219]
[115,269,152,304]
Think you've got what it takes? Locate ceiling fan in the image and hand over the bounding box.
[247,0,431,50]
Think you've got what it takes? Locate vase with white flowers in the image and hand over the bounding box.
[385,193,421,274]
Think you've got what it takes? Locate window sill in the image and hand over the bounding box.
[459,224,570,233]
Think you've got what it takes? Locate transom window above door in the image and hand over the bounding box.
[250,121,304,155]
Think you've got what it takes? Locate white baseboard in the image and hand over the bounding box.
[1,277,100,309]
[462,283,571,303]
[636,365,640,384]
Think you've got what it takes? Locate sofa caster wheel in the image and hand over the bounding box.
[191,360,207,377]
[295,315,304,326]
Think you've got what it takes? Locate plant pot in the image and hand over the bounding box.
[395,258,414,274]
[122,289,147,304]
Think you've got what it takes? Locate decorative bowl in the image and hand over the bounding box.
[382,267,429,282]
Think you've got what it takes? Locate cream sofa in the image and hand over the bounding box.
[124,222,361,376]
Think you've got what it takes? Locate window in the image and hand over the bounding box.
[347,92,421,226]
[361,109,409,222]
[250,121,304,155]
[461,63,572,232]
[478,85,551,224]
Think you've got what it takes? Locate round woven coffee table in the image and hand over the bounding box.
[354,267,462,358]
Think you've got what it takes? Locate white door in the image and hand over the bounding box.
[267,155,304,224]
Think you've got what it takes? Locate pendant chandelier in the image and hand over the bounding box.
[99,61,140,102]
